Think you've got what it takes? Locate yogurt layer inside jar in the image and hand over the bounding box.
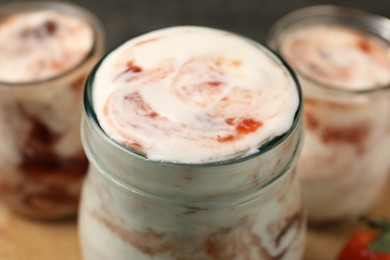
[93,26,299,163]
[280,24,390,89]
[0,9,94,82]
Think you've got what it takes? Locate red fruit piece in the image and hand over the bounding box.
[236,118,263,134]
[358,40,372,53]
[217,118,263,143]
[125,61,142,73]
[338,217,390,260]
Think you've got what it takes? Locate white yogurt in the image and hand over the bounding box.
[93,26,299,163]
[0,10,93,82]
[281,24,390,89]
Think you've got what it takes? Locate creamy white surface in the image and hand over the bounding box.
[0,10,93,82]
[94,26,298,163]
[281,24,390,89]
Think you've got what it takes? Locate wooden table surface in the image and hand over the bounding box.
[0,0,389,259]
[0,177,389,260]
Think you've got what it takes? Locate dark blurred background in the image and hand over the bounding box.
[2,0,390,50]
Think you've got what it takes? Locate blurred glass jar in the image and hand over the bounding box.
[0,2,104,218]
[268,5,390,224]
[79,42,305,259]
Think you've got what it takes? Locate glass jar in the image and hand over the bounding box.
[79,41,305,259]
[268,5,390,224]
[0,2,104,218]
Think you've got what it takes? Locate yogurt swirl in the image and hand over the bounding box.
[94,26,299,163]
[281,24,390,89]
[0,10,94,82]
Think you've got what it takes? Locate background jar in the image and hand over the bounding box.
[268,5,390,224]
[79,42,305,259]
[0,2,104,218]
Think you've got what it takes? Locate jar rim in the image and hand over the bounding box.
[83,27,303,167]
[267,5,390,96]
[0,1,105,87]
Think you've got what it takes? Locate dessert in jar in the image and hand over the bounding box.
[0,2,104,218]
[268,5,390,223]
[79,26,305,259]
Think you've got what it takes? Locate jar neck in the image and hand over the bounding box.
[81,111,303,206]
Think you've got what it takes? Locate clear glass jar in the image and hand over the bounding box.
[0,2,104,218]
[79,41,306,259]
[268,5,390,224]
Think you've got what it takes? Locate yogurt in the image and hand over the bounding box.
[281,24,390,89]
[93,26,299,163]
[0,10,94,82]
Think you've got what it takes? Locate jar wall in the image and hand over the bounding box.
[300,77,390,222]
[79,104,305,259]
[79,148,305,260]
